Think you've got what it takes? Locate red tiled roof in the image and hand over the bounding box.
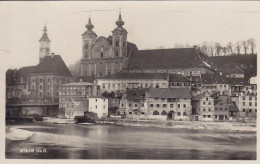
[148,88,191,99]
[126,48,215,69]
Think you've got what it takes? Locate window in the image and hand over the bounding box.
[95,99,97,102]
[153,110,159,115]
[135,104,137,107]
[161,111,167,115]
[156,104,160,108]
[203,102,206,105]
[208,115,211,118]
[243,109,245,112]
[156,83,159,88]
[249,109,252,112]
[170,104,174,108]
[177,112,181,116]
[183,104,186,108]
[225,108,227,111]
[255,102,257,106]
[249,102,252,106]
[121,104,124,107]
[249,96,252,101]
[107,71,110,75]
[40,85,42,90]
[99,71,102,77]
[243,102,245,106]
[129,103,131,107]
[208,102,211,105]
[129,112,132,114]
[142,104,144,107]
[101,53,103,58]
[206,97,208,101]
[163,104,167,108]
[208,108,211,112]
[178,104,180,108]
[215,108,218,111]
[141,112,145,115]
[116,41,119,47]
[91,71,94,76]
[215,115,217,119]
[40,79,42,83]
[183,112,187,116]
[123,41,126,47]
[220,108,222,111]
[150,104,154,107]
[102,84,105,89]
[203,108,206,112]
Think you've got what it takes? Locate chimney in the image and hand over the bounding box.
[51,52,55,58]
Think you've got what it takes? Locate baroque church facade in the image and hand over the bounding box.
[80,12,138,77]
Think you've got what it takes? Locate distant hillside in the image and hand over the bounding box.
[68,59,81,77]
[210,54,257,67]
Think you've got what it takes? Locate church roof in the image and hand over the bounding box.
[32,55,72,76]
[6,66,35,85]
[126,48,215,70]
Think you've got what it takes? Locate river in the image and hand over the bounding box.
[6,123,256,160]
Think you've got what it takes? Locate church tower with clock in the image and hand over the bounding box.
[39,25,51,63]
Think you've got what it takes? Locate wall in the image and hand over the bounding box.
[89,98,108,118]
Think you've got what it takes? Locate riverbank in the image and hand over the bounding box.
[109,119,256,132]
[6,127,34,141]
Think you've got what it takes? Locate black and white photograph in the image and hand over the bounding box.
[1,1,259,162]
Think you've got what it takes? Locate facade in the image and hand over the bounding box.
[214,97,230,121]
[95,73,169,94]
[192,93,215,121]
[147,88,192,120]
[238,92,257,118]
[80,13,137,77]
[118,88,149,118]
[59,81,98,118]
[124,47,216,76]
[89,97,108,118]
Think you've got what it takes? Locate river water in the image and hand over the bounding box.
[6,123,256,159]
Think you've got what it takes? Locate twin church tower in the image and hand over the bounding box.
[38,11,137,77]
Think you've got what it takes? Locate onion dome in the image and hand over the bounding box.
[85,18,94,30]
[115,12,125,27]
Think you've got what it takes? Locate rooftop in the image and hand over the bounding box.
[148,88,192,99]
[97,73,169,80]
[125,88,149,100]
[126,48,215,70]
[169,74,191,82]
[61,82,93,86]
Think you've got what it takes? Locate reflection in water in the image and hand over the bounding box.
[6,123,256,159]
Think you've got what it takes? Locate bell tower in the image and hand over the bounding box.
[112,9,128,58]
[82,14,97,60]
[39,25,50,62]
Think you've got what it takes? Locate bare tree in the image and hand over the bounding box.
[247,38,256,54]
[208,41,214,57]
[242,41,249,55]
[235,41,241,55]
[222,47,227,56]
[214,42,222,56]
[227,42,233,55]
[200,41,208,54]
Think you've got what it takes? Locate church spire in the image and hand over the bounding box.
[39,24,50,42]
[85,12,94,30]
[115,8,124,27]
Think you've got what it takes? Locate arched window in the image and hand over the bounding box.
[161,110,167,115]
[153,110,159,115]
[183,112,187,116]
[177,112,181,116]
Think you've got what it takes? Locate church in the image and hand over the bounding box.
[80,12,138,77]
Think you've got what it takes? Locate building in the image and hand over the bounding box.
[80,13,137,77]
[192,93,214,121]
[59,81,98,118]
[124,47,216,76]
[88,97,108,118]
[214,96,231,121]
[169,74,191,89]
[95,73,169,94]
[238,92,257,118]
[118,88,149,118]
[147,88,192,120]
[219,63,245,78]
[6,26,73,117]
[201,74,217,95]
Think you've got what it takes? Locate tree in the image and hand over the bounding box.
[208,42,214,57]
[247,38,256,54]
[200,41,208,55]
[227,42,233,55]
[235,41,241,55]
[222,47,227,56]
[242,40,249,55]
[214,42,222,56]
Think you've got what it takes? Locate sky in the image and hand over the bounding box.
[0,1,260,69]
